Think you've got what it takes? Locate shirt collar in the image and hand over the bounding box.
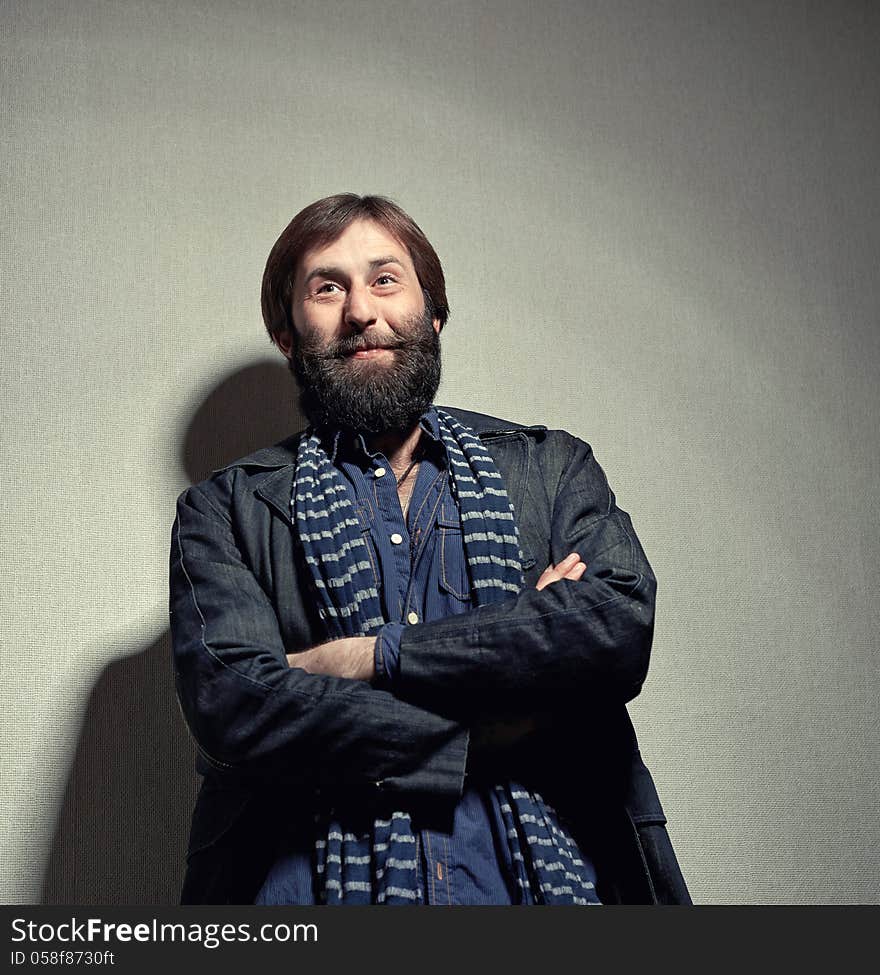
[331,406,443,466]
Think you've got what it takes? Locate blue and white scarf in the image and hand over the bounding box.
[293,408,599,904]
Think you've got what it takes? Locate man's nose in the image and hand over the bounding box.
[344,283,378,331]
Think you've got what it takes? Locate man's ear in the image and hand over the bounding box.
[432,317,442,335]
[275,328,296,360]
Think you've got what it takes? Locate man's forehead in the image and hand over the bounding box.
[298,219,413,275]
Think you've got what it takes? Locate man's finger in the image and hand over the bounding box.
[535,566,563,590]
[535,552,583,591]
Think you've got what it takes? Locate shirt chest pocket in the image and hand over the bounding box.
[354,498,382,591]
[437,500,471,602]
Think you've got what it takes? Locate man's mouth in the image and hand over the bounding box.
[346,346,396,359]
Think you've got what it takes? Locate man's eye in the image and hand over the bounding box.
[316,282,341,294]
[375,274,396,286]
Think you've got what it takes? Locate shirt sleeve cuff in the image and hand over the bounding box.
[374,622,405,690]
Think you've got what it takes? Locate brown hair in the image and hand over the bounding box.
[261,193,449,342]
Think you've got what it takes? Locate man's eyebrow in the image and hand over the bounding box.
[367,256,405,272]
[304,265,344,285]
[303,257,405,286]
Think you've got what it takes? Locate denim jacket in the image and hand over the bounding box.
[170,406,692,904]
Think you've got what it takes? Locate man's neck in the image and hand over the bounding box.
[366,422,424,475]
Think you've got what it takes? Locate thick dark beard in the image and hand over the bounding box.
[288,306,441,435]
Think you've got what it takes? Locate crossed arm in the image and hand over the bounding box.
[287,555,589,757]
[288,553,588,681]
[171,432,654,792]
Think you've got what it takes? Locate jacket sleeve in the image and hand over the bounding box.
[393,432,656,716]
[170,481,468,794]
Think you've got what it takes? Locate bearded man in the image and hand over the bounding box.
[170,193,692,905]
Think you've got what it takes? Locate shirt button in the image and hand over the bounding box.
[390,533,403,545]
[375,467,386,478]
[407,611,419,624]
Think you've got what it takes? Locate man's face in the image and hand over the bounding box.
[278,219,442,434]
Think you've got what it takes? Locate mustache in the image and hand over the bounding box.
[300,331,410,360]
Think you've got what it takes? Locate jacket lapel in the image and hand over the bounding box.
[255,466,297,527]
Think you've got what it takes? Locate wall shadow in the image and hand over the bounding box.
[42,357,302,904]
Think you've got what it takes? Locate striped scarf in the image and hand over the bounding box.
[293,407,600,904]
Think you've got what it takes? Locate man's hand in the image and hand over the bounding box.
[535,551,586,590]
[287,636,376,681]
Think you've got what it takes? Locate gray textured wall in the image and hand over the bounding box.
[2,0,878,905]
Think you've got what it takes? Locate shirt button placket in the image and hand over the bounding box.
[373,458,410,619]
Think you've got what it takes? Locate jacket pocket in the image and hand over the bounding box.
[623,750,692,905]
[628,814,693,905]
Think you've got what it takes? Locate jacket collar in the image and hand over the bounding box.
[215,405,546,474]
[222,406,546,526]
